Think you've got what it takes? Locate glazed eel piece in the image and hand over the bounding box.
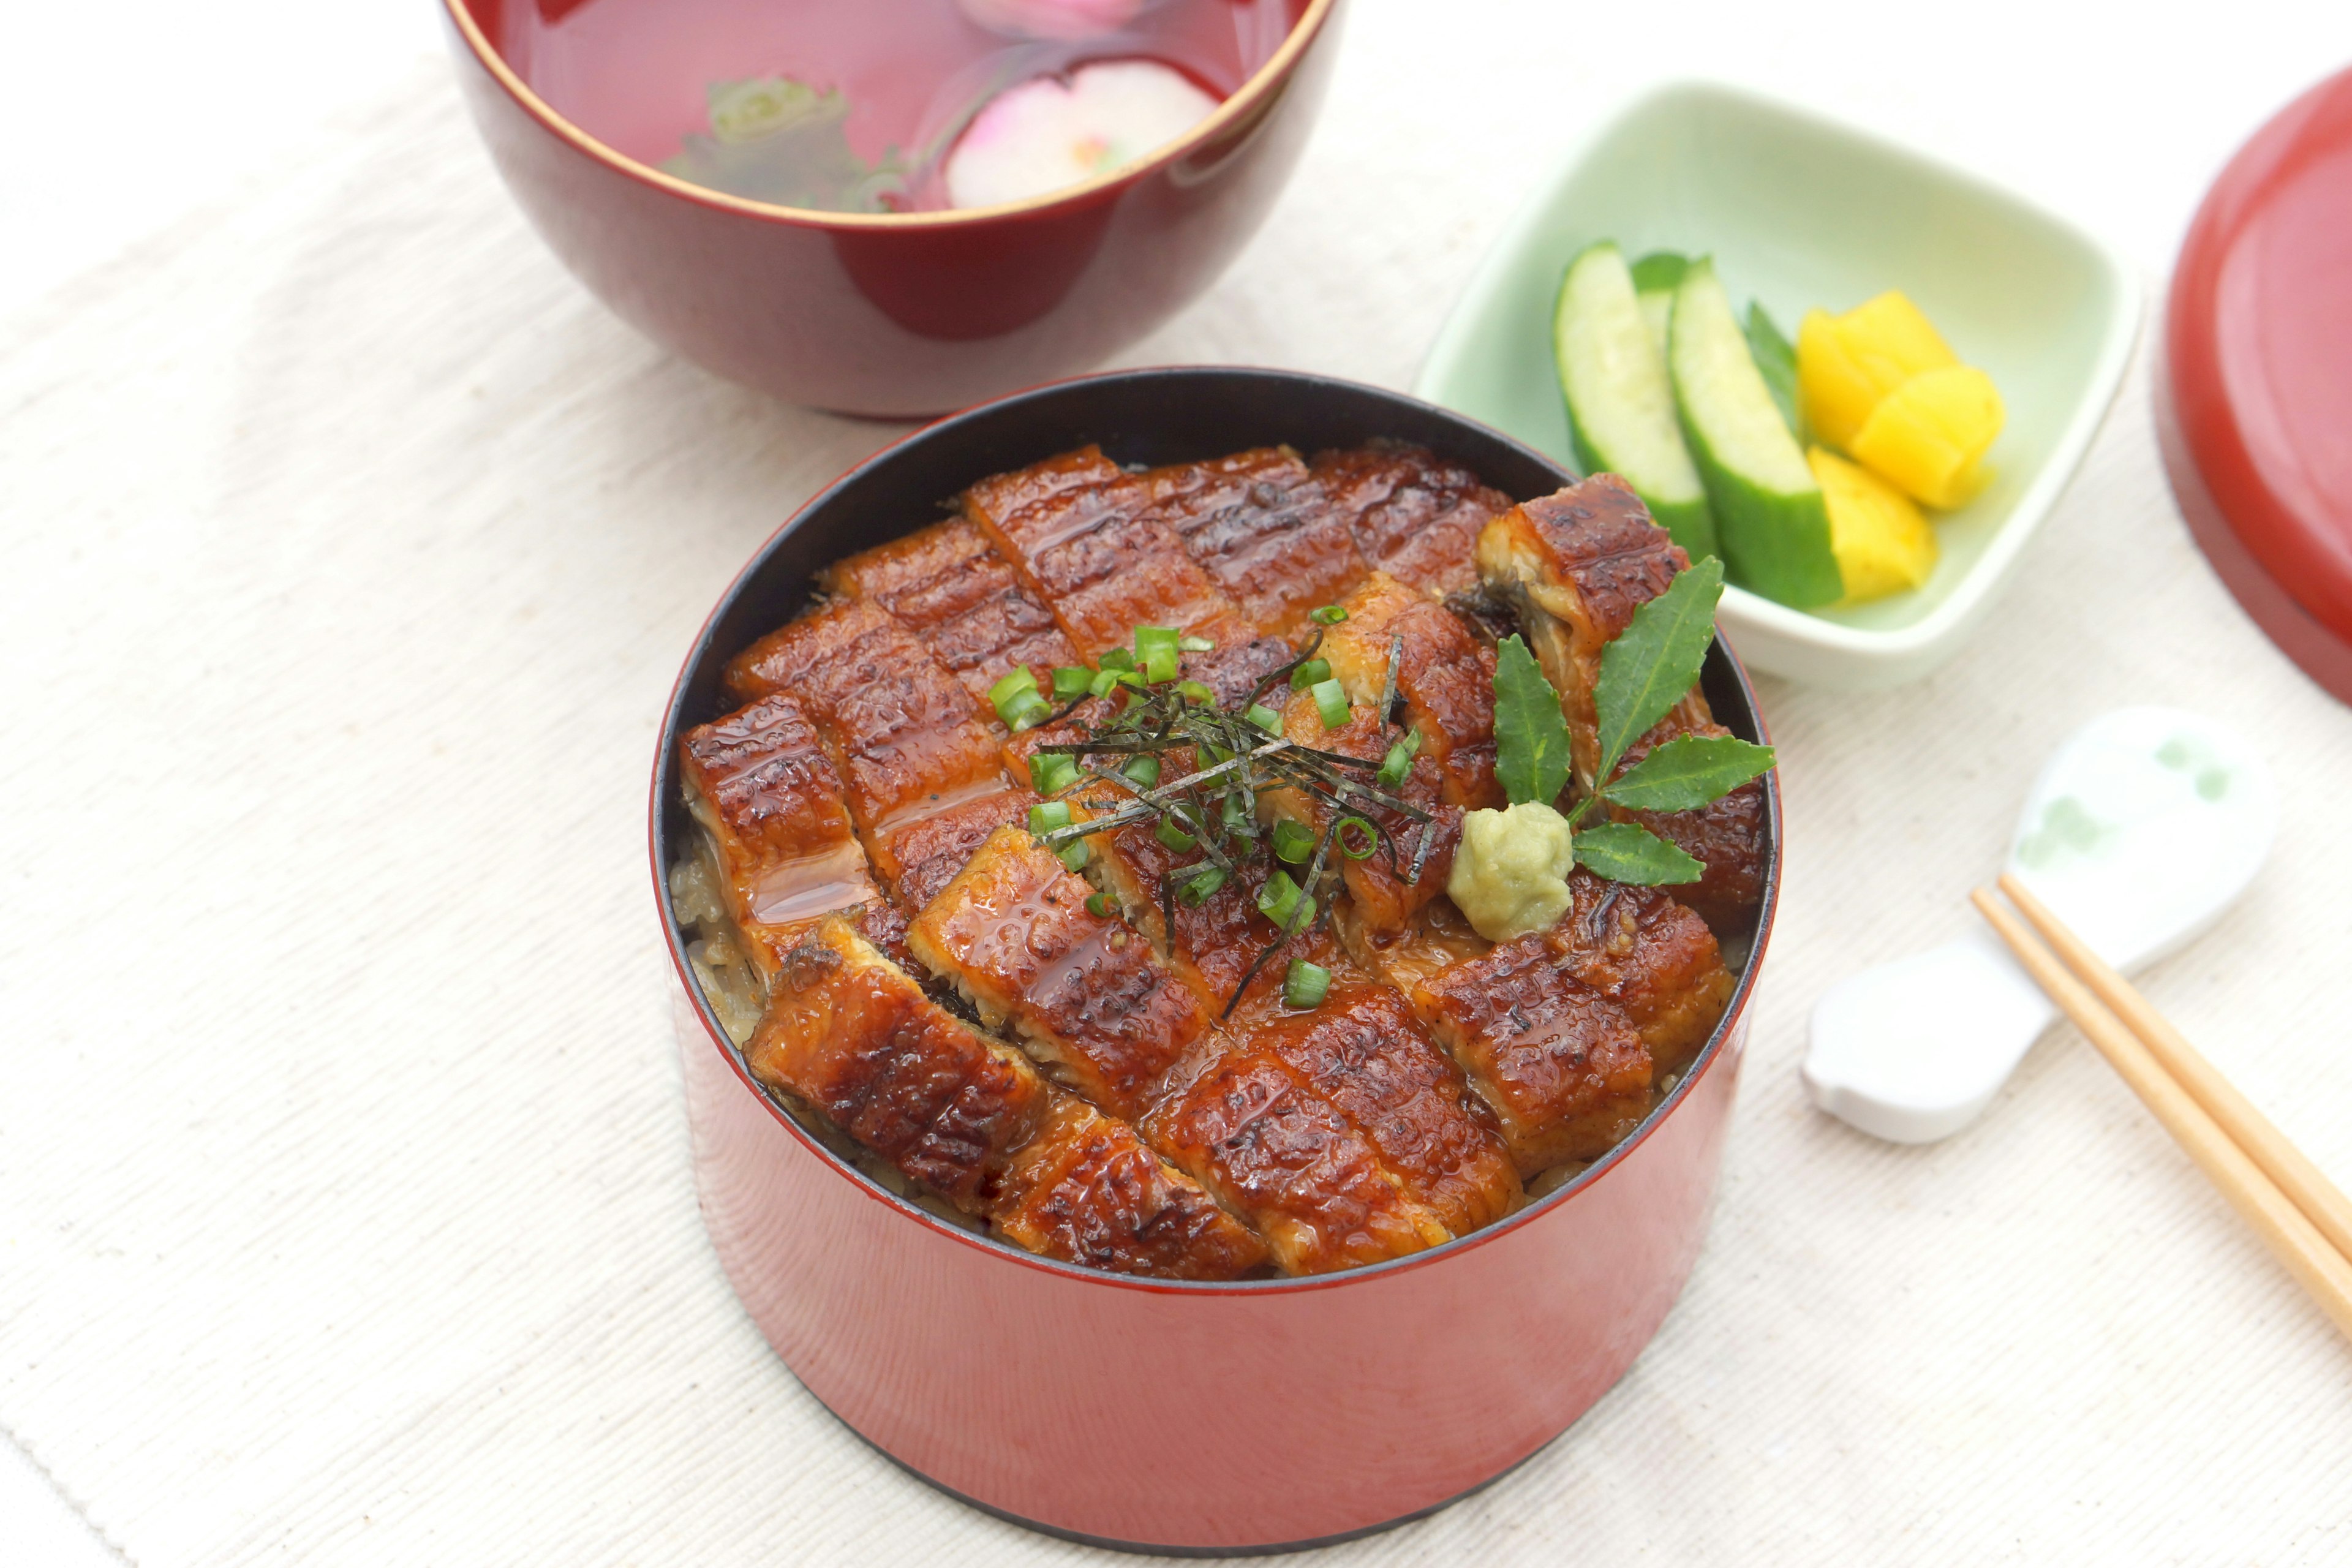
[962,447,1257,659]
[1265,692,1459,943]
[1253,568,1518,946]
[1473,474,1767,935]
[819,518,1081,707]
[1311,570,1506,810]
[908,827,1466,1274]
[750,917,1268,1279]
[1134,447,1373,636]
[677,690,889,977]
[1310,440,1516,598]
[826,443,1504,695]
[1080,808,1522,1237]
[1341,873,1730,1071]
[821,450,1345,690]
[1400,870,1734,1175]
[722,597,1039,918]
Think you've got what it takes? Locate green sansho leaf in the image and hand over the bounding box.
[1744,303,1804,443]
[1572,822,1705,885]
[1602,733,1775,812]
[1492,634,1572,808]
[1593,556,1725,780]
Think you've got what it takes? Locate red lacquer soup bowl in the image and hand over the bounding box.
[442,0,1342,417]
[652,369,1782,1553]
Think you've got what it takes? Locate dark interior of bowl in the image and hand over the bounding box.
[653,366,1782,1272]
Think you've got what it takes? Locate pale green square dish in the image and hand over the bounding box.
[1416,81,2139,690]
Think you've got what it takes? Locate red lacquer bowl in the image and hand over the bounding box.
[652,369,1783,1553]
[442,0,1342,417]
[2159,64,2352,706]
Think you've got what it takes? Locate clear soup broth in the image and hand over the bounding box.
[494,0,1301,214]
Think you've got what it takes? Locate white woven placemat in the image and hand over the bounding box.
[5,16,2351,1565]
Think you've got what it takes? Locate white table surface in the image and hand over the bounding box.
[5,3,2351,1563]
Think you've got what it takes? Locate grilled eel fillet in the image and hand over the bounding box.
[752,918,1267,1279]
[1310,440,1515,598]
[1080,809,1521,1236]
[824,444,1504,696]
[677,692,892,974]
[820,518,1080,706]
[909,827,1460,1273]
[1311,571,1506,810]
[1473,474,1767,933]
[1408,934,1656,1177]
[722,598,1039,917]
[1341,872,1730,1072]
[1266,689,1460,942]
[1136,447,1372,636]
[963,447,1256,658]
[1251,566,1529,944]
[1343,869,1735,1176]
[687,454,1744,1270]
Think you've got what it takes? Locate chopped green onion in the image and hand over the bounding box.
[1310,678,1351,731]
[1289,657,1332,691]
[1122,755,1161,788]
[1155,816,1197,853]
[990,667,1050,731]
[1028,752,1077,796]
[1201,741,1233,766]
[1057,840,1090,873]
[1310,605,1349,625]
[1176,680,1218,706]
[1283,959,1331,1009]
[1134,627,1180,682]
[1027,800,1072,835]
[1256,870,1314,931]
[1085,889,1116,918]
[1097,647,1137,673]
[1178,634,1215,652]
[1376,731,1422,789]
[1246,702,1284,735]
[1334,815,1379,859]
[1051,665,1093,701]
[1177,864,1227,906]
[1134,625,1180,662]
[1087,668,1121,699]
[1271,819,1316,864]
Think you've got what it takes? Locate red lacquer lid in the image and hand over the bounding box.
[2160,64,2352,705]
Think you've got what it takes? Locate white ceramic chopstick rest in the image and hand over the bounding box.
[1801,706,2277,1143]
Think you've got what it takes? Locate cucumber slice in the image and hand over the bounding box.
[1552,243,1717,559]
[1629,251,1688,363]
[1668,260,1843,607]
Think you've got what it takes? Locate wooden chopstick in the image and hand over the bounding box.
[1969,886,2352,1343]
[1996,873,2352,1266]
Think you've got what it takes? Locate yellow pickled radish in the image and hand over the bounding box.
[1849,364,2005,508]
[1838,292,1959,387]
[1796,310,1879,450]
[1796,292,1958,448]
[1808,446,1937,602]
